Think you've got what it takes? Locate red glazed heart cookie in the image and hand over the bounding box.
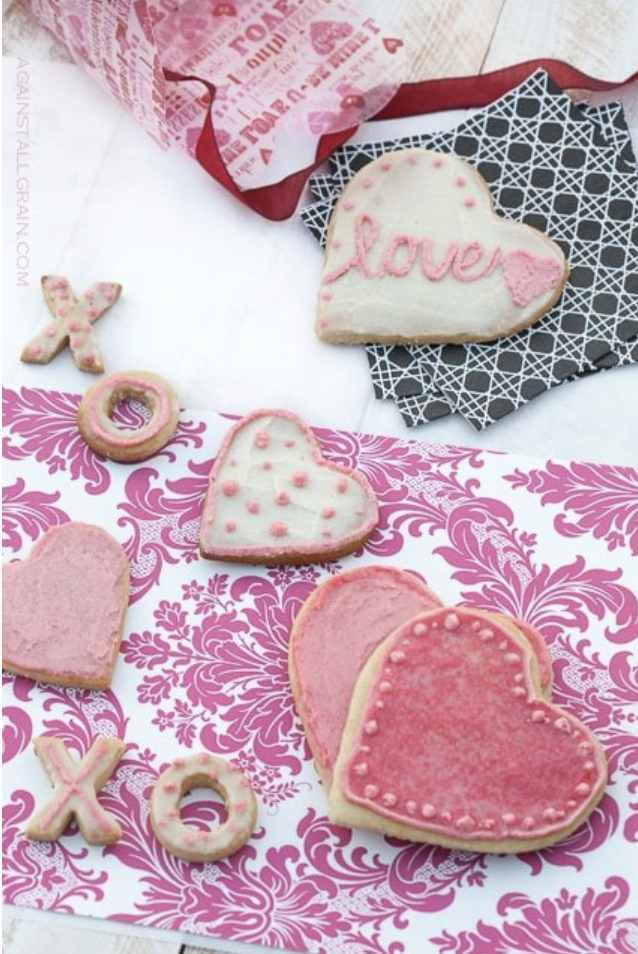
[199,409,379,565]
[289,566,442,787]
[329,606,607,853]
[316,148,568,344]
[2,523,130,690]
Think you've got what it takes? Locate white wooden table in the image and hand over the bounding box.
[3,2,638,953]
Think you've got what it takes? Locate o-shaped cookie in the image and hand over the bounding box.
[150,752,258,862]
[78,370,179,462]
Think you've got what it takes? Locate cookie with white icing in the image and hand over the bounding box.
[199,409,379,565]
[329,606,607,853]
[150,752,258,863]
[316,149,568,344]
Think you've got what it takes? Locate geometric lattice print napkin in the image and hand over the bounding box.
[301,71,638,430]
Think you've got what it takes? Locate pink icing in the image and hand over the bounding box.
[334,608,607,846]
[502,249,564,307]
[2,522,129,687]
[27,737,125,842]
[323,212,503,285]
[290,566,441,785]
[20,276,121,373]
[78,371,180,462]
[80,372,176,450]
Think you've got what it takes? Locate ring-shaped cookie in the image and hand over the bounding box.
[77,370,179,462]
[150,752,258,862]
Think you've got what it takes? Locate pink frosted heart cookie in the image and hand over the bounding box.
[289,566,442,787]
[2,522,130,690]
[329,606,607,853]
[199,410,379,565]
[317,149,568,344]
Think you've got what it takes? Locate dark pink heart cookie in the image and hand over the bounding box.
[2,522,130,690]
[290,566,442,786]
[330,607,607,852]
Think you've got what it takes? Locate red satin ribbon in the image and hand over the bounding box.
[165,60,638,221]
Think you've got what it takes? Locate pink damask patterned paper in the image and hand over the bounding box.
[2,386,638,954]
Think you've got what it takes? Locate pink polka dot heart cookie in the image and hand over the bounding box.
[316,148,568,345]
[199,409,379,565]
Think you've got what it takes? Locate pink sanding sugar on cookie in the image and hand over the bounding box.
[290,566,442,787]
[2,522,130,690]
[329,606,607,853]
[502,249,564,307]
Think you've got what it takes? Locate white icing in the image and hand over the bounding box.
[317,149,567,343]
[199,410,378,561]
[150,752,257,862]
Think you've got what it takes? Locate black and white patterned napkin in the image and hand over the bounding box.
[301,71,638,429]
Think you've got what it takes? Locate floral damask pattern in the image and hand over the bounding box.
[3,386,637,954]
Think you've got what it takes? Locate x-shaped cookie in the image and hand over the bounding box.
[26,736,125,845]
[21,275,122,373]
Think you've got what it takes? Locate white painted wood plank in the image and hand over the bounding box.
[376,0,506,81]
[2,911,183,954]
[484,0,638,82]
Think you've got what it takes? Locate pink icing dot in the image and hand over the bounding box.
[58,307,69,318]
[221,479,239,496]
[70,337,81,349]
[320,292,333,301]
[87,307,98,319]
[68,320,82,333]
[318,318,329,329]
[59,291,70,300]
[321,529,332,538]
[292,471,309,488]
[343,200,355,211]
[254,430,270,448]
[224,521,236,533]
[408,154,419,165]
[276,491,290,506]
[270,521,288,537]
[322,506,336,519]
[380,159,393,171]
[85,290,95,301]
[331,239,341,250]
[262,460,272,471]
[29,345,42,356]
[246,499,260,514]
[45,328,57,337]
[361,177,373,188]
[285,438,296,447]
[433,157,444,168]
[104,292,115,303]
[84,353,96,366]
[336,476,348,493]
[456,175,466,187]
[464,197,476,208]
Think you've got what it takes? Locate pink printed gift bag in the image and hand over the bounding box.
[18,0,638,218]
[19,0,406,217]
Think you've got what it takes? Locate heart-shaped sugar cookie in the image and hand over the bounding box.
[199,410,379,564]
[329,606,606,852]
[2,522,130,690]
[289,566,442,786]
[316,148,568,344]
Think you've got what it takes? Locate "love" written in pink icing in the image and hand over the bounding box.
[323,213,502,285]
